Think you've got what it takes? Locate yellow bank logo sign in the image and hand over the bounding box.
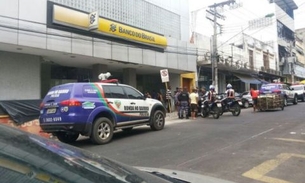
[51,4,167,48]
[109,23,156,42]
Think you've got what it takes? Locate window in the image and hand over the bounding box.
[103,86,113,98]
[263,52,270,70]
[124,87,143,99]
[103,86,126,99]
[249,50,254,70]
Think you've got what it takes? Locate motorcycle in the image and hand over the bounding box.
[200,96,221,119]
[216,94,242,116]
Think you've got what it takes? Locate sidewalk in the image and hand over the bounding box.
[165,112,179,121]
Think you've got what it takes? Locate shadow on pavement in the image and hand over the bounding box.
[71,127,154,147]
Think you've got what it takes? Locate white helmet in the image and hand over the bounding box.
[209,85,215,90]
[227,83,232,89]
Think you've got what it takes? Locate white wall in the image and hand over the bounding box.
[145,0,190,42]
[275,3,295,31]
[0,51,40,100]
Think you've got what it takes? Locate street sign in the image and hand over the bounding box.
[160,69,169,83]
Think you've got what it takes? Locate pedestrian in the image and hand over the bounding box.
[250,87,258,112]
[174,87,182,117]
[189,88,199,119]
[145,92,152,98]
[178,87,189,119]
[166,86,172,113]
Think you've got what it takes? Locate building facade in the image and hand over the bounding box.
[0,0,196,100]
[193,0,303,92]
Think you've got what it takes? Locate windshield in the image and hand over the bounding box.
[290,85,304,90]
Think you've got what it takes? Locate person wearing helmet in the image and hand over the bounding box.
[225,83,235,109]
[226,83,235,98]
[207,85,216,103]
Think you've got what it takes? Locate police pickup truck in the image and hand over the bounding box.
[260,83,298,106]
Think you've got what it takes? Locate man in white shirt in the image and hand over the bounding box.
[189,88,199,120]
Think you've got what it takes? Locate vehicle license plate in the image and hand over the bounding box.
[217,103,222,107]
[47,108,56,114]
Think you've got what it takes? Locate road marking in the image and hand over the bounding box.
[242,153,305,183]
[272,138,305,144]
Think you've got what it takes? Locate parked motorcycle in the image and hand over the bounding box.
[216,94,242,116]
[200,96,221,119]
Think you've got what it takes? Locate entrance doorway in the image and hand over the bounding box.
[182,78,192,92]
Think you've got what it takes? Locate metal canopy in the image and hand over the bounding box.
[234,74,262,84]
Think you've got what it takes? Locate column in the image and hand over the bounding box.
[218,73,226,93]
[92,64,108,82]
[40,63,51,98]
[123,68,137,88]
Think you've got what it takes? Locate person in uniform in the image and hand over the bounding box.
[207,85,216,103]
[224,83,235,109]
[178,87,189,119]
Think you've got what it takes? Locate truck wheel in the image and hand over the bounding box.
[293,95,298,105]
[90,117,113,145]
[150,110,165,131]
[55,132,79,144]
[302,94,305,102]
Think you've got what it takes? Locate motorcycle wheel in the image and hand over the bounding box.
[201,108,209,118]
[212,107,220,119]
[232,104,241,116]
[219,107,224,116]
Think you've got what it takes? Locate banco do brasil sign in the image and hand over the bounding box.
[50,3,167,48]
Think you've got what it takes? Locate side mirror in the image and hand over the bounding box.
[291,88,294,90]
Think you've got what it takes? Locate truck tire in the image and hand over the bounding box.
[150,110,165,131]
[293,95,298,105]
[55,132,79,144]
[90,117,114,145]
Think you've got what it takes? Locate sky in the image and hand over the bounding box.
[189,0,305,36]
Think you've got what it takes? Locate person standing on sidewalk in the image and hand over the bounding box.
[189,88,199,119]
[178,87,189,119]
[166,86,172,113]
[250,87,258,112]
[174,87,182,117]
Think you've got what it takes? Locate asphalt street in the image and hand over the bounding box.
[73,102,305,183]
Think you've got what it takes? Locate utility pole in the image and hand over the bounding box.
[289,41,295,84]
[207,0,235,92]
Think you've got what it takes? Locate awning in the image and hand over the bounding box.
[234,74,262,84]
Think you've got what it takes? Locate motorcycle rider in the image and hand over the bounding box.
[224,83,235,109]
[178,87,190,119]
[207,85,217,103]
[198,87,207,112]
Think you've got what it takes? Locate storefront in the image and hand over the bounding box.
[0,0,197,100]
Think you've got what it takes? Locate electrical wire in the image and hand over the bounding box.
[218,2,305,48]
